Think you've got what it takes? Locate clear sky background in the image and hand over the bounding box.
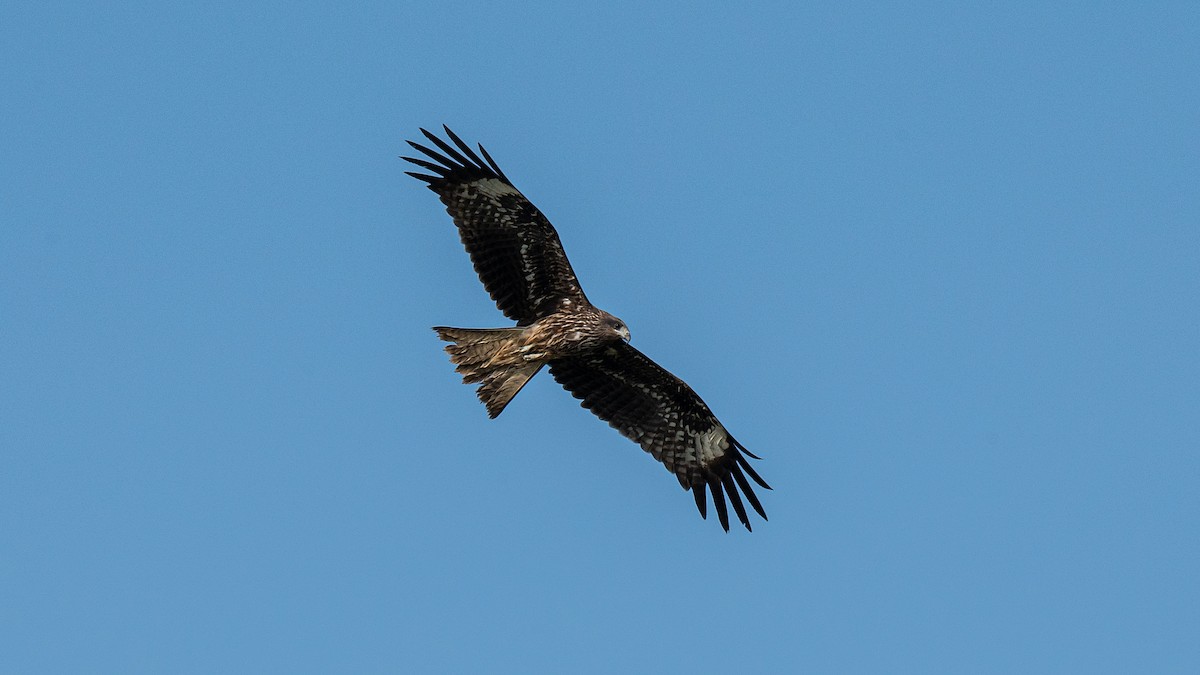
[3,2,1198,673]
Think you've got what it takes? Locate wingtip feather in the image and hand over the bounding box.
[404,171,440,184]
[721,472,751,531]
[709,477,730,532]
[422,127,473,168]
[734,451,772,490]
[731,466,767,521]
[443,125,490,169]
[693,483,708,520]
[477,143,512,183]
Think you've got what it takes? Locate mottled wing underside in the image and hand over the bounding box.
[404,126,589,324]
[549,342,771,531]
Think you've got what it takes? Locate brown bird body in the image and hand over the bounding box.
[435,300,629,418]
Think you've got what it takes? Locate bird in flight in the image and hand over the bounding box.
[404,126,770,531]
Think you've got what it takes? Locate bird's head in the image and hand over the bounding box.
[602,314,631,342]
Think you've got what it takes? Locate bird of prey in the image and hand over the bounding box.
[404,126,770,531]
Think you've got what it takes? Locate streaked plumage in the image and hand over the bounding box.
[405,126,770,531]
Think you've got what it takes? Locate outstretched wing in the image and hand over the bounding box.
[548,342,770,531]
[404,126,589,324]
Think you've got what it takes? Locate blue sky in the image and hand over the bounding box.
[3,2,1198,672]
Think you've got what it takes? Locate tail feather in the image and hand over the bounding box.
[433,326,543,417]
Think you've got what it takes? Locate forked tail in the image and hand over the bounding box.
[433,326,543,418]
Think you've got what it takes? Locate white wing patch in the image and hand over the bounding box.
[691,425,730,465]
[473,177,522,198]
